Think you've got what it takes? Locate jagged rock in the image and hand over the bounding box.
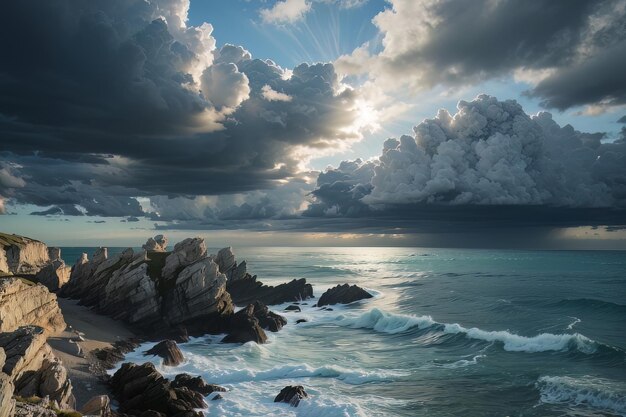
[0,348,14,417]
[80,394,111,416]
[215,247,236,276]
[110,362,206,416]
[162,238,207,280]
[0,233,50,275]
[93,338,142,370]
[317,284,373,307]
[162,257,233,335]
[13,401,56,417]
[227,276,313,306]
[222,304,267,344]
[143,235,168,252]
[35,260,71,292]
[212,394,223,401]
[144,340,184,367]
[47,248,61,262]
[171,374,226,396]
[0,326,74,409]
[252,301,287,332]
[274,385,308,407]
[0,278,66,334]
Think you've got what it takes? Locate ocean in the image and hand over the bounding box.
[60,247,626,416]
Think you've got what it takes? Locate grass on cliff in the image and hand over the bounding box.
[0,231,41,248]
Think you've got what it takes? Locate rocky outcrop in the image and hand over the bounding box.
[143,235,169,252]
[93,339,142,371]
[274,385,308,407]
[162,238,207,280]
[144,340,184,367]
[227,275,314,306]
[317,284,372,307]
[34,260,71,292]
[0,348,15,417]
[110,362,206,416]
[79,395,111,416]
[0,278,66,334]
[0,326,74,409]
[222,304,268,344]
[0,233,50,275]
[170,374,226,396]
[252,301,287,332]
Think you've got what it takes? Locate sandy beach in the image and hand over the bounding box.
[48,297,135,408]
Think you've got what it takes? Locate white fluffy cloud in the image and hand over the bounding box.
[261,85,293,102]
[201,63,251,109]
[260,0,311,24]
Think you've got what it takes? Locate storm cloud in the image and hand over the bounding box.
[336,0,626,111]
[0,0,362,217]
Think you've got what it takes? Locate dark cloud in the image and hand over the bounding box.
[337,0,626,110]
[0,0,360,217]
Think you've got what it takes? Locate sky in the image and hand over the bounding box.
[1,0,626,249]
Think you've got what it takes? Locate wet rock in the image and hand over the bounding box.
[274,385,308,407]
[222,304,267,344]
[295,319,307,324]
[317,284,372,307]
[211,394,223,401]
[110,362,206,416]
[144,340,184,367]
[227,276,313,306]
[252,301,287,332]
[171,374,226,396]
[284,305,301,312]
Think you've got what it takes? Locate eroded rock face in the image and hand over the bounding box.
[0,278,66,334]
[0,233,50,275]
[0,348,15,417]
[274,385,308,407]
[34,260,71,292]
[227,276,314,306]
[162,238,207,280]
[0,326,74,409]
[144,340,184,367]
[143,235,168,252]
[317,284,372,306]
[110,362,205,416]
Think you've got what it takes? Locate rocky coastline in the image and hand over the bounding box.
[0,232,373,416]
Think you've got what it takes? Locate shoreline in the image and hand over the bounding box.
[49,297,136,408]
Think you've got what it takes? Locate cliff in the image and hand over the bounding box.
[0,233,50,275]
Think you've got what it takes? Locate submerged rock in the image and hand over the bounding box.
[252,301,287,332]
[171,374,226,396]
[274,385,308,407]
[144,340,184,367]
[284,305,301,312]
[317,284,372,307]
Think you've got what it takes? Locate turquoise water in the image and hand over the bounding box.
[62,247,626,416]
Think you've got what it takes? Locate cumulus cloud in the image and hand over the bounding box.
[336,0,626,110]
[306,95,626,228]
[0,0,363,217]
[260,0,311,24]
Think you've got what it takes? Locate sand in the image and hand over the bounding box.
[49,297,135,409]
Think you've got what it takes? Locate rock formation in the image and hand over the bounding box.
[0,348,15,417]
[317,284,372,306]
[142,234,168,252]
[79,395,111,416]
[274,385,308,407]
[144,340,184,367]
[110,362,206,416]
[34,259,71,292]
[252,301,287,332]
[0,278,66,334]
[0,326,74,409]
[227,276,314,306]
[222,304,268,344]
[170,374,226,396]
[0,233,51,275]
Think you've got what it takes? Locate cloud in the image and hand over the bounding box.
[260,0,311,24]
[305,95,626,229]
[0,0,363,217]
[336,0,626,110]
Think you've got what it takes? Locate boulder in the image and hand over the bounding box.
[222,304,267,344]
[144,340,184,367]
[317,284,372,307]
[0,233,50,275]
[93,338,141,371]
[79,395,111,416]
[284,305,301,312]
[143,235,168,252]
[110,362,206,416]
[0,326,74,409]
[171,374,226,396]
[0,278,66,334]
[274,385,308,407]
[252,301,287,332]
[35,259,71,292]
[295,319,307,324]
[227,276,313,306]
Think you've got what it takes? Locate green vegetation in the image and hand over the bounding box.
[56,411,82,417]
[15,395,42,404]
